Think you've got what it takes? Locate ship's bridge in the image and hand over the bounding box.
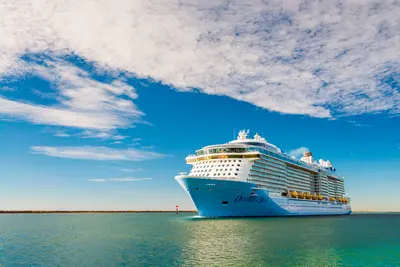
[191,130,281,157]
[229,130,281,154]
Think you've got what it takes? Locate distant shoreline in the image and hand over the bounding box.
[0,210,197,214]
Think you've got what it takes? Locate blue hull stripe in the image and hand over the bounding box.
[176,177,352,217]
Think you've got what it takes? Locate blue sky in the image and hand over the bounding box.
[0,1,399,211]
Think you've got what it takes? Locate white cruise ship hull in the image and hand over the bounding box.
[176,176,352,217]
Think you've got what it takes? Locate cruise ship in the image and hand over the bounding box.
[175,130,351,217]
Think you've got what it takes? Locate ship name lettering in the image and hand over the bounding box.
[234,195,264,203]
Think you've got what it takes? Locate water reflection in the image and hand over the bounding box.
[179,216,345,266]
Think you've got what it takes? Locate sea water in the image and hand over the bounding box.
[0,213,399,266]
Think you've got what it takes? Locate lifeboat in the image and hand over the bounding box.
[311,194,318,200]
[317,195,323,201]
[290,191,298,198]
[297,192,304,199]
[338,197,343,203]
[304,193,311,199]
[329,197,335,202]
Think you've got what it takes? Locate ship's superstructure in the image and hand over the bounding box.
[175,130,351,217]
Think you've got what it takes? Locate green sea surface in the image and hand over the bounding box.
[0,213,399,266]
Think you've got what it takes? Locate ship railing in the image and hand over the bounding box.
[180,175,240,181]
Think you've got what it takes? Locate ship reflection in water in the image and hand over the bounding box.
[180,216,345,266]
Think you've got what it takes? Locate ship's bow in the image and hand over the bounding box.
[175,175,287,217]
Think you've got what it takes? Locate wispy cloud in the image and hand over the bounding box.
[54,132,71,137]
[0,58,143,132]
[2,1,400,118]
[80,130,127,141]
[88,177,152,182]
[30,146,165,161]
[88,179,107,183]
[347,120,372,128]
[287,147,309,159]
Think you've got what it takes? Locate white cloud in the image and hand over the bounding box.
[112,141,122,145]
[80,130,127,140]
[54,132,71,137]
[0,58,143,132]
[30,146,165,161]
[88,177,152,182]
[88,179,107,182]
[287,147,309,159]
[347,120,372,128]
[1,0,400,118]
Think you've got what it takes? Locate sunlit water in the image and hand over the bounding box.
[0,213,399,266]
